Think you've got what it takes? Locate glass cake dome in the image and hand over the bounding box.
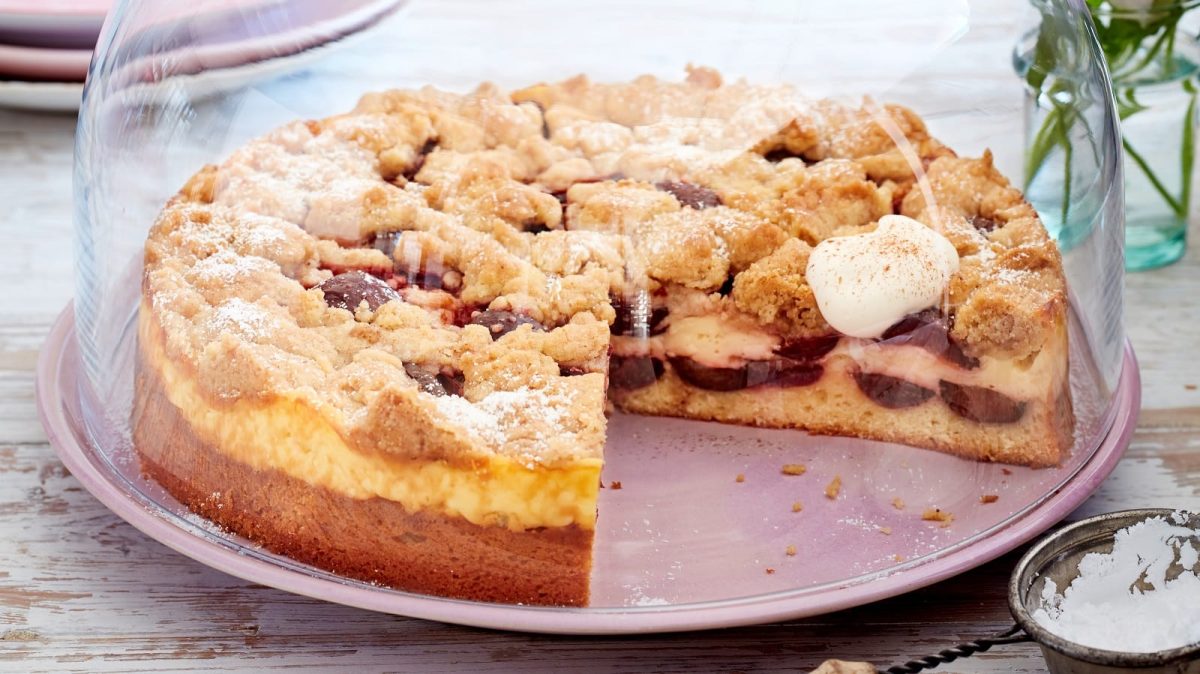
[61,0,1133,624]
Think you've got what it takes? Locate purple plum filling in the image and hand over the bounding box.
[939,380,1027,423]
[853,371,936,409]
[668,356,823,392]
[880,309,979,369]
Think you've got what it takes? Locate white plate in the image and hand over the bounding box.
[0,79,82,111]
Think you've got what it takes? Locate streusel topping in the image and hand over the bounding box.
[144,67,1067,467]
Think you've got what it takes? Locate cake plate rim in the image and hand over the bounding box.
[36,301,1140,635]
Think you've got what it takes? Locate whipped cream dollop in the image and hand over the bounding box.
[805,214,959,339]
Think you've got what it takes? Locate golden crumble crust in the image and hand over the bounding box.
[731,239,830,337]
[900,152,1067,360]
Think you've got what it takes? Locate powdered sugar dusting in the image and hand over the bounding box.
[992,266,1031,285]
[431,394,505,445]
[209,298,272,340]
[243,221,287,247]
[431,386,574,463]
[192,250,269,284]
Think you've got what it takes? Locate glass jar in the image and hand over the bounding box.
[1019,0,1200,270]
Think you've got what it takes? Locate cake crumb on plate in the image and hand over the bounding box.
[824,475,842,499]
[922,507,954,526]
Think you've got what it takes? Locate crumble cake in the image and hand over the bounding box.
[134,66,1073,607]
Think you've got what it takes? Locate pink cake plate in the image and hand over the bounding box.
[37,302,1139,635]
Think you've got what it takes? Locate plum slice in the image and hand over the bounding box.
[403,363,464,397]
[880,309,979,369]
[777,334,840,361]
[669,357,823,391]
[938,381,1026,423]
[608,356,665,390]
[469,310,545,340]
[969,215,1000,232]
[318,271,400,312]
[853,371,935,409]
[669,357,746,391]
[655,181,722,209]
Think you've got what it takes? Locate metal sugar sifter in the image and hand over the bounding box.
[883,509,1200,674]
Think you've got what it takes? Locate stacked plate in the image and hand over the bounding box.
[0,0,110,111]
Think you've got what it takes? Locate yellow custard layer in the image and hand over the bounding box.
[138,307,601,532]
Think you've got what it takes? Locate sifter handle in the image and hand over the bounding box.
[884,624,1032,674]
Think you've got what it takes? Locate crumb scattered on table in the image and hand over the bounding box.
[781,463,807,476]
[786,545,797,556]
[824,475,842,500]
[922,507,955,527]
[891,497,905,510]
[1001,468,1013,475]
[892,554,905,562]
[878,526,892,535]
[980,494,998,504]
[735,473,745,483]
[791,501,803,513]
[609,480,622,490]
[765,567,776,575]
[1186,384,1197,391]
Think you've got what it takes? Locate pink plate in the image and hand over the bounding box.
[37,302,1139,634]
[0,43,91,81]
[0,0,109,14]
[0,1,108,50]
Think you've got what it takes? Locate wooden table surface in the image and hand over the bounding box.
[1,93,1198,673]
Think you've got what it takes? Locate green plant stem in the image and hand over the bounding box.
[1113,25,1173,78]
[1060,121,1073,224]
[1123,137,1185,215]
[1025,106,1063,186]
[1180,87,1196,214]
